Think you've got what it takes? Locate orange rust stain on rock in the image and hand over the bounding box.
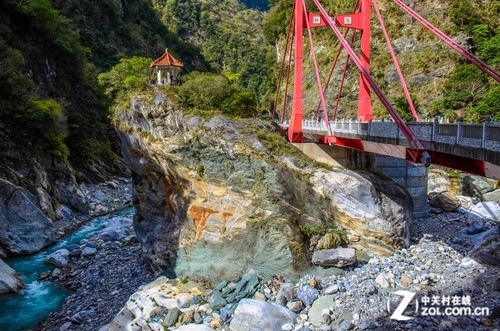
[188,205,219,240]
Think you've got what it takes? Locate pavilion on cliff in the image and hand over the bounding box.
[150,48,184,85]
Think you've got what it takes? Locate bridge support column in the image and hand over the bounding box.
[373,156,429,219]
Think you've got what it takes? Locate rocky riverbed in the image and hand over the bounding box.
[34,212,155,331]
[32,198,499,331]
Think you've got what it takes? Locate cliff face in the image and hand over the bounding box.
[116,89,413,281]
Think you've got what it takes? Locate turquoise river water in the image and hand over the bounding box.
[0,208,134,331]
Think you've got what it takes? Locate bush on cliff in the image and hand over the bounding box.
[98,56,152,101]
[178,71,258,118]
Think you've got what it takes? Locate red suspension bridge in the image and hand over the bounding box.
[273,0,500,178]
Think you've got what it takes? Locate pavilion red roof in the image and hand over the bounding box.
[150,49,184,68]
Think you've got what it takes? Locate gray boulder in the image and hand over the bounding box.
[467,202,500,222]
[427,169,451,194]
[0,179,55,254]
[428,192,460,211]
[468,233,500,266]
[461,175,495,199]
[297,285,319,307]
[312,248,356,268]
[230,299,296,331]
[81,247,97,257]
[0,258,23,294]
[483,190,500,202]
[100,217,133,242]
[308,295,334,325]
[45,249,70,267]
[56,181,89,213]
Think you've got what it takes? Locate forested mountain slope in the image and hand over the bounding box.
[153,0,271,97]
[0,0,207,184]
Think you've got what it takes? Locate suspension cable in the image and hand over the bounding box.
[373,0,419,122]
[393,0,500,82]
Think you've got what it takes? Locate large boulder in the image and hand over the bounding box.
[467,202,500,222]
[312,247,356,268]
[483,189,500,202]
[100,217,133,242]
[308,295,334,325]
[230,299,296,331]
[116,93,413,280]
[428,192,460,211]
[0,179,55,255]
[310,170,412,255]
[427,169,451,194]
[0,258,23,294]
[468,233,500,267]
[105,277,203,331]
[45,249,70,267]
[461,175,496,200]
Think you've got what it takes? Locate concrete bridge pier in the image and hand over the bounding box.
[294,144,429,218]
[373,156,429,219]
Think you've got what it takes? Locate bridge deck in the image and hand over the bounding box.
[280,119,500,179]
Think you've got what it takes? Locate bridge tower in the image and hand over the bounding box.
[288,0,373,143]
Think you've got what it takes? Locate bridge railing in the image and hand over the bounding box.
[286,117,500,152]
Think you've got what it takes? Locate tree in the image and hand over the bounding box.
[98,56,152,98]
[221,90,258,117]
[178,72,234,109]
[470,85,500,122]
[438,64,489,112]
[393,95,420,122]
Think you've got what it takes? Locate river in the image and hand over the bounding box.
[0,208,135,331]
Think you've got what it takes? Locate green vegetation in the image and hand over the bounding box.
[0,0,208,174]
[393,95,421,122]
[153,0,271,101]
[431,63,498,122]
[52,0,205,70]
[98,56,153,110]
[0,0,108,164]
[427,0,499,122]
[25,99,69,158]
[178,71,258,117]
[299,223,348,244]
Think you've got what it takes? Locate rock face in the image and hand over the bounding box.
[230,299,296,331]
[427,169,451,194]
[311,248,357,268]
[310,170,412,254]
[115,91,413,279]
[0,179,55,254]
[0,258,23,294]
